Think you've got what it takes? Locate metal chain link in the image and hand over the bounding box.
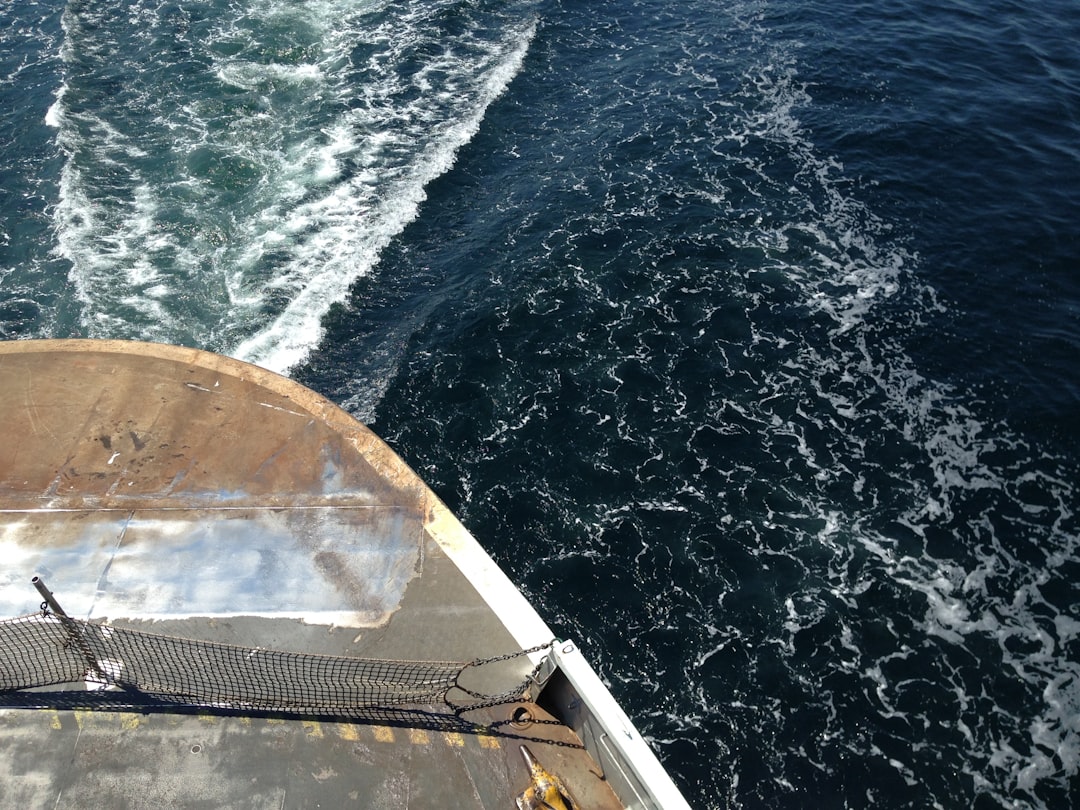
[449,639,556,713]
[469,639,555,668]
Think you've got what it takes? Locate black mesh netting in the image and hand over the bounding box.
[0,612,541,712]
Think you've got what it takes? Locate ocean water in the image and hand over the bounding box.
[2,0,1079,807]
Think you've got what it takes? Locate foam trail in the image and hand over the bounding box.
[47,0,536,370]
[234,21,536,373]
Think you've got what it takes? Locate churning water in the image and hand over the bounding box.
[2,0,1079,806]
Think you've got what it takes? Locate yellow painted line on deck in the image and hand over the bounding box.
[335,723,360,741]
[372,725,395,743]
[23,711,504,752]
[118,712,141,732]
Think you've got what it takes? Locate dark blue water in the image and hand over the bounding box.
[2,0,1079,806]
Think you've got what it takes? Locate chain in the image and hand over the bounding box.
[448,640,556,713]
[469,639,554,668]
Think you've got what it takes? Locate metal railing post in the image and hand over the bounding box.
[32,576,108,684]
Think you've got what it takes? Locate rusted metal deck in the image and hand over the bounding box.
[0,340,627,809]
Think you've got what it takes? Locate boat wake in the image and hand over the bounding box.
[48,0,536,373]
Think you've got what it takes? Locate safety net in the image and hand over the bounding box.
[0,610,547,713]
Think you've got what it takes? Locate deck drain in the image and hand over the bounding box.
[510,706,533,728]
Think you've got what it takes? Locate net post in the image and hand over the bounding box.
[31,575,108,683]
[32,576,70,619]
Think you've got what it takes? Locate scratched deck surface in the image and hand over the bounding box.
[0,340,621,809]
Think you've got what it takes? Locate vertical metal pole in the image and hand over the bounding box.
[32,575,107,683]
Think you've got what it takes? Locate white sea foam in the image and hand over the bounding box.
[44,81,65,128]
[234,20,538,373]
[50,0,538,369]
[628,9,1080,806]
